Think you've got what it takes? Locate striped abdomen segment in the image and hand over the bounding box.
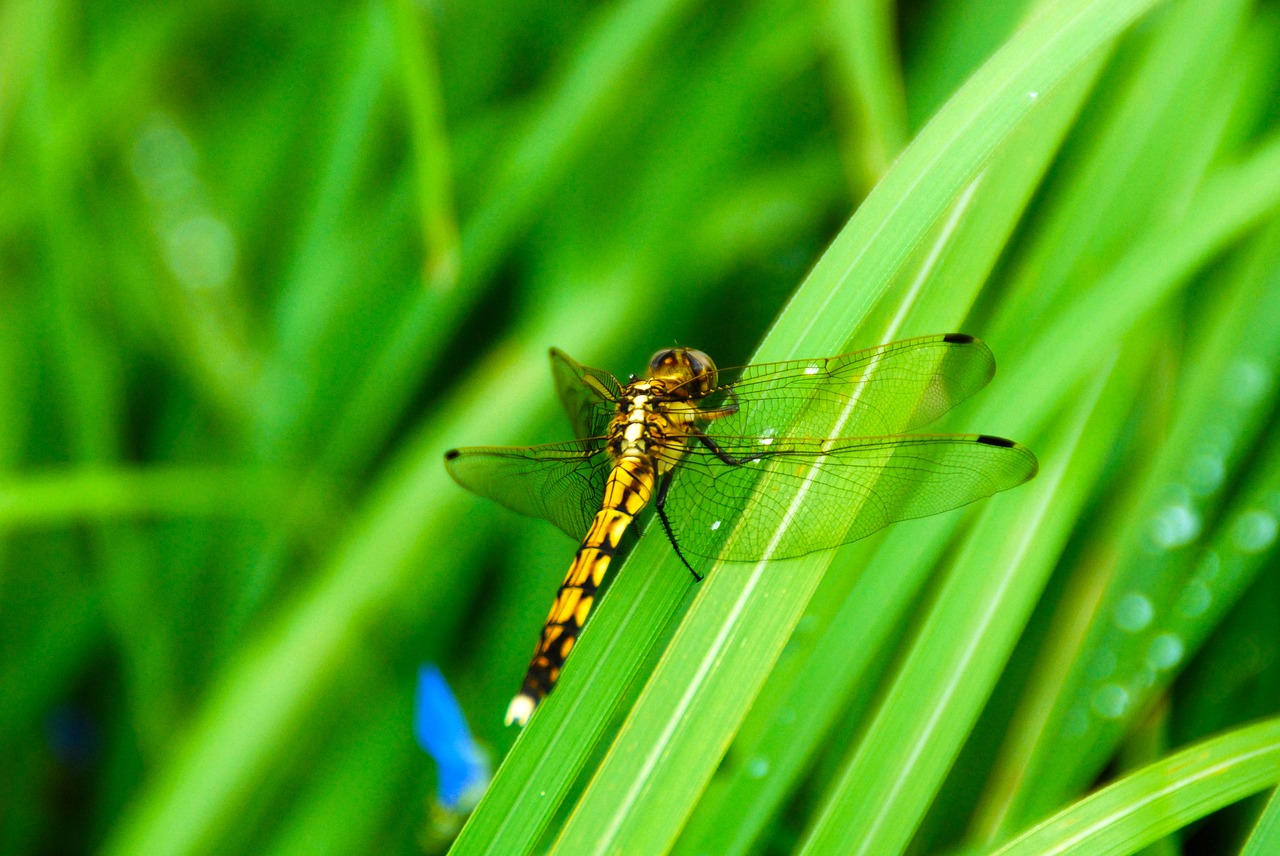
[505,455,655,726]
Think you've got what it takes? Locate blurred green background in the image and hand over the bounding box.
[4,0,1280,854]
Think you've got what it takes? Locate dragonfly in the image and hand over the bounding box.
[445,333,1038,726]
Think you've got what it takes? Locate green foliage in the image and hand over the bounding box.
[2,0,1279,854]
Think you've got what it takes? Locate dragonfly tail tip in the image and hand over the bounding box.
[505,694,537,727]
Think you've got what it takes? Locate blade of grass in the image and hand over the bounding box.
[986,0,1252,347]
[988,717,1280,856]
[391,0,459,289]
[0,0,57,155]
[303,0,702,476]
[1112,701,1178,856]
[901,0,1029,130]
[547,3,1171,853]
[984,224,1280,833]
[0,468,323,526]
[1241,787,1280,856]
[979,132,1280,442]
[795,350,1132,856]
[261,1,396,458]
[817,0,908,192]
[674,51,1104,856]
[755,0,1171,366]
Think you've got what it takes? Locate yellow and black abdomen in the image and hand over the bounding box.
[505,453,656,726]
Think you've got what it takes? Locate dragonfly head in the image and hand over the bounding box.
[646,347,718,398]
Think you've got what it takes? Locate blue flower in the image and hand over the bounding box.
[414,664,490,811]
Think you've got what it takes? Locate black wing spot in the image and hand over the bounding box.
[444,449,461,460]
[976,435,1016,448]
[943,333,976,344]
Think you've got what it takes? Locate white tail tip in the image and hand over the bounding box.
[505,694,537,727]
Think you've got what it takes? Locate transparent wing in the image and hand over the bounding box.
[444,440,611,541]
[661,433,1038,561]
[692,334,996,440]
[550,348,623,440]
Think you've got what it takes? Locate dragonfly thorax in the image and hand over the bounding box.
[607,379,701,468]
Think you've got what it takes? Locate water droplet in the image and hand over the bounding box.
[165,215,237,290]
[746,756,770,778]
[1146,502,1201,550]
[1028,91,1040,100]
[1147,633,1185,670]
[1185,452,1225,496]
[1203,425,1234,457]
[1231,510,1278,554]
[710,520,721,531]
[1062,707,1089,737]
[1092,684,1130,719]
[1086,649,1117,680]
[1175,581,1212,618]
[131,114,198,206]
[1223,359,1271,406]
[1114,593,1154,632]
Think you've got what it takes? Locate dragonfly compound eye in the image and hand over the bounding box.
[648,348,679,374]
[647,347,718,395]
[682,348,717,395]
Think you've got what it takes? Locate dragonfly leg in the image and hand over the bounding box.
[698,388,740,421]
[655,468,702,582]
[692,427,762,467]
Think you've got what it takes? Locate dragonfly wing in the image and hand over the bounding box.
[445,439,612,541]
[550,348,623,440]
[698,334,996,440]
[660,434,1038,562]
